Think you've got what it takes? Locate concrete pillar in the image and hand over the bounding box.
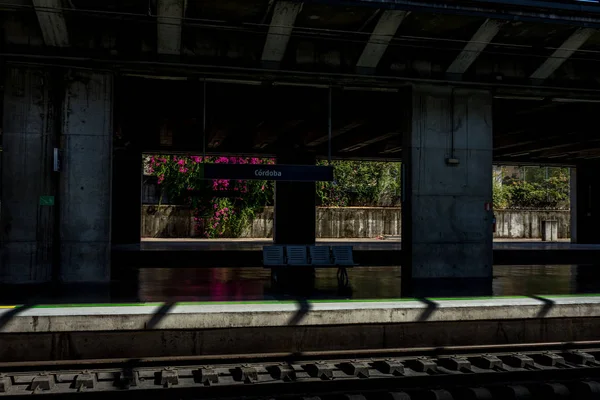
[401,85,494,297]
[1,67,56,284]
[273,152,316,245]
[59,71,113,283]
[572,162,600,244]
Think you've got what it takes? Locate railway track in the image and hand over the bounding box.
[1,341,600,399]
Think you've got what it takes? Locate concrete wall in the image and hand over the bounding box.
[60,71,112,283]
[494,209,570,239]
[142,206,401,239]
[402,86,494,280]
[1,66,113,284]
[141,205,569,239]
[1,67,55,283]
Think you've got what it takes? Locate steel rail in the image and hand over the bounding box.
[2,340,600,371]
[1,341,600,397]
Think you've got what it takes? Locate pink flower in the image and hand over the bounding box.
[179,167,188,173]
[178,159,185,166]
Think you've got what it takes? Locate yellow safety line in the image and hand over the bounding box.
[0,306,16,309]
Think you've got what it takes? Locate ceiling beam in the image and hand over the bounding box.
[446,19,504,75]
[536,139,600,158]
[262,1,303,66]
[339,132,399,152]
[157,0,187,56]
[306,120,366,147]
[32,0,69,47]
[497,133,584,157]
[253,119,304,149]
[530,27,596,81]
[356,10,408,70]
[207,127,229,149]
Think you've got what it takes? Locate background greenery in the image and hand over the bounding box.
[147,157,570,237]
[493,166,570,210]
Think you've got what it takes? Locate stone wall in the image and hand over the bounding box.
[141,206,570,239]
[494,209,570,239]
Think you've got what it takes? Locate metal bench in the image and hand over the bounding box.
[263,245,357,267]
[286,245,310,266]
[262,246,285,267]
[309,245,333,266]
[332,246,357,267]
[262,245,355,287]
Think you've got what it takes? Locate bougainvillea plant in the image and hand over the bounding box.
[148,155,275,238]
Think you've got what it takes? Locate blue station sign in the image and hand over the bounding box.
[203,164,334,182]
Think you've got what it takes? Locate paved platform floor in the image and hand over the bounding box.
[1,295,599,333]
[2,265,599,305]
[128,238,590,252]
[3,295,600,362]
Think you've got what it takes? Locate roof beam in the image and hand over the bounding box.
[306,120,366,147]
[207,127,229,149]
[262,1,303,65]
[157,0,187,56]
[498,133,581,157]
[530,27,596,81]
[537,140,600,158]
[339,132,399,153]
[356,10,408,70]
[446,19,504,75]
[254,119,304,149]
[32,0,69,47]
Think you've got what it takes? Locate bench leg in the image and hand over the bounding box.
[337,267,349,288]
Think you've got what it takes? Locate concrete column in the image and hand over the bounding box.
[274,152,316,245]
[59,71,113,283]
[572,162,600,244]
[1,67,55,284]
[401,85,494,297]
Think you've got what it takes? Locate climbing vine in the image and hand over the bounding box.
[148,155,274,238]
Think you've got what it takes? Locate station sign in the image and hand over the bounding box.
[203,164,334,182]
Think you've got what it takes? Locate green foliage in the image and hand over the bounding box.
[148,155,274,238]
[149,156,570,239]
[493,166,570,210]
[316,161,401,207]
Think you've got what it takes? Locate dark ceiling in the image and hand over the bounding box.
[117,77,600,164]
[2,0,600,163]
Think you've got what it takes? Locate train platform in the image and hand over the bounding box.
[112,238,600,267]
[1,295,600,363]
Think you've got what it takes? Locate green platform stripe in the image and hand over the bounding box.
[1,293,600,309]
